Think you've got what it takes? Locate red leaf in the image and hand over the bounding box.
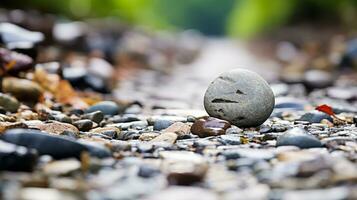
[315,104,335,116]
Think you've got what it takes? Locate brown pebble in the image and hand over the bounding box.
[190,117,231,138]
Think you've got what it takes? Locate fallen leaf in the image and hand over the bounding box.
[315,104,334,116]
[315,104,346,123]
[55,80,88,109]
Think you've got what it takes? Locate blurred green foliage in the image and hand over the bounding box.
[1,0,356,37]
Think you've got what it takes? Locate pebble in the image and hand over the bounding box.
[90,127,120,138]
[43,159,81,175]
[0,128,88,159]
[2,77,43,102]
[139,132,160,141]
[191,117,231,138]
[160,151,207,185]
[299,111,333,123]
[218,134,241,145]
[86,101,119,116]
[0,48,34,75]
[0,121,27,133]
[204,69,275,127]
[277,128,322,149]
[0,140,38,171]
[73,119,93,131]
[37,121,79,135]
[153,119,174,131]
[163,122,191,137]
[0,93,20,112]
[150,132,178,144]
[82,111,104,124]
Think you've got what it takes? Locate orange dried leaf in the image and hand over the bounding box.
[315,104,334,116]
[55,80,88,109]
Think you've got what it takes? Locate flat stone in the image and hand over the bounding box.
[191,117,231,138]
[150,132,177,144]
[163,122,191,137]
[90,127,121,138]
[43,159,81,175]
[86,101,119,116]
[299,111,333,123]
[277,128,322,149]
[37,121,79,135]
[0,128,88,159]
[139,132,160,141]
[160,151,208,185]
[204,69,275,127]
[153,119,174,131]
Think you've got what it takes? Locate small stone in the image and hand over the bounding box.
[0,140,38,171]
[0,47,34,75]
[0,93,20,112]
[0,128,88,159]
[150,132,177,144]
[299,111,333,123]
[277,128,322,149]
[160,151,208,186]
[0,121,27,133]
[225,126,243,134]
[82,110,104,124]
[218,134,241,145]
[191,117,231,138]
[86,101,119,116]
[163,122,191,137]
[110,140,131,152]
[2,77,42,102]
[43,159,81,175]
[52,113,72,124]
[138,165,160,178]
[139,132,160,141]
[73,119,93,131]
[90,126,120,138]
[37,121,79,135]
[204,69,275,127]
[153,119,174,131]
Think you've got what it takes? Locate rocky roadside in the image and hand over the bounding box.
[0,9,356,200]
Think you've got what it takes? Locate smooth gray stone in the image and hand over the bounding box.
[277,128,322,149]
[86,101,119,116]
[204,69,275,127]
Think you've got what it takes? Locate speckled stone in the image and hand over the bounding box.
[204,69,275,127]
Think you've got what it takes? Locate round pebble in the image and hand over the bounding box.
[204,69,275,127]
[0,93,20,112]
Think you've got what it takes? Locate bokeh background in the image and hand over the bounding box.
[1,0,356,38]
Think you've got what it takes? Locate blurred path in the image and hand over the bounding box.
[114,39,280,109]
